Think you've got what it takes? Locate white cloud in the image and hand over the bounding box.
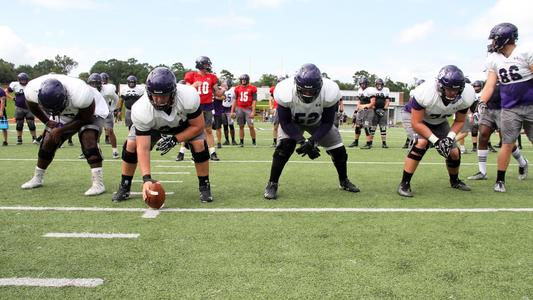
[27,0,102,10]
[397,20,434,44]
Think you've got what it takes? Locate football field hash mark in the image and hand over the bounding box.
[43,232,140,239]
[0,277,104,287]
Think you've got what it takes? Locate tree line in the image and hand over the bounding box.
[0,55,414,95]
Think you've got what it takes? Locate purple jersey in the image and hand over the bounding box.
[487,85,502,110]
[8,82,27,108]
[499,79,533,108]
[213,99,224,116]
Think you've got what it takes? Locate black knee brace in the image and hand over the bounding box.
[16,118,24,131]
[380,128,387,135]
[27,119,36,131]
[407,146,427,161]
[471,130,478,137]
[446,157,461,168]
[191,140,210,163]
[326,146,348,163]
[273,139,296,159]
[121,141,138,164]
[364,127,370,136]
[83,147,103,165]
[355,126,361,135]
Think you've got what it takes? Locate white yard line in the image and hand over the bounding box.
[1,206,533,213]
[154,165,194,168]
[43,232,139,239]
[152,171,190,175]
[0,277,104,287]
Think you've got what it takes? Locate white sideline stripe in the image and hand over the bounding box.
[2,206,533,213]
[142,210,161,218]
[0,277,104,287]
[154,165,194,168]
[132,180,182,183]
[152,171,190,175]
[44,232,139,239]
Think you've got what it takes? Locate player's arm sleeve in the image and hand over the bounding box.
[309,103,337,142]
[186,106,202,119]
[409,97,425,110]
[277,105,304,142]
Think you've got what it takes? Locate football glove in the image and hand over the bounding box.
[156,135,178,156]
[435,137,454,158]
[295,139,321,160]
[375,108,385,118]
[476,101,487,114]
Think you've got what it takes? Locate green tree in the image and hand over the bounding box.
[255,74,278,87]
[78,72,90,82]
[54,55,78,74]
[0,59,16,83]
[171,62,191,81]
[352,70,377,87]
[334,80,355,90]
[219,69,235,85]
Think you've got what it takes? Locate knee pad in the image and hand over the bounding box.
[326,146,347,163]
[364,127,371,136]
[380,128,387,135]
[273,139,296,159]
[471,130,478,137]
[191,140,210,163]
[446,157,461,168]
[27,119,36,131]
[16,119,24,131]
[355,126,361,135]
[121,142,138,164]
[83,147,103,165]
[38,147,56,161]
[407,146,427,161]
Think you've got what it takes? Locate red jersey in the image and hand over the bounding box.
[269,86,278,109]
[234,84,258,108]
[184,71,218,105]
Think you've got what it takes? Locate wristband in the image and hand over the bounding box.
[428,134,439,144]
[142,174,153,183]
[447,131,457,140]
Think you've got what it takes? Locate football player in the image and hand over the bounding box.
[348,76,376,149]
[269,84,279,146]
[263,64,360,200]
[6,73,38,144]
[231,74,258,147]
[372,78,390,148]
[176,56,220,161]
[112,67,213,203]
[397,65,474,197]
[212,80,228,148]
[87,73,120,158]
[221,80,237,145]
[402,79,425,149]
[0,88,8,146]
[20,74,108,196]
[118,75,145,129]
[480,23,532,192]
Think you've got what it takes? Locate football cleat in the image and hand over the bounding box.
[518,159,528,180]
[112,184,130,202]
[264,181,279,200]
[231,140,238,146]
[382,143,389,149]
[360,144,372,150]
[2,141,7,146]
[340,178,360,193]
[85,169,105,196]
[494,180,506,193]
[239,143,244,148]
[348,140,358,148]
[467,172,488,180]
[210,152,220,161]
[16,137,22,145]
[216,143,222,149]
[223,140,230,146]
[21,176,43,189]
[68,140,74,146]
[112,152,120,159]
[397,182,413,197]
[199,185,213,203]
[451,180,471,191]
[78,153,85,159]
[175,152,184,161]
[488,144,497,153]
[32,137,39,144]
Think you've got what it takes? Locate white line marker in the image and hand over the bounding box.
[43,232,139,239]
[2,206,533,213]
[0,277,104,287]
[142,210,161,218]
[132,180,182,183]
[152,171,190,175]
[154,165,194,168]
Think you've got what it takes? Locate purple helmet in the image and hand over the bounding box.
[488,23,518,53]
[437,65,465,103]
[127,75,137,88]
[294,63,323,104]
[195,56,212,72]
[17,73,30,84]
[87,73,102,91]
[38,78,68,116]
[375,78,384,89]
[239,74,250,85]
[100,72,109,84]
[146,67,176,110]
[472,80,483,92]
[359,76,369,89]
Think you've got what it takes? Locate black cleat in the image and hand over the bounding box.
[210,152,220,161]
[340,179,360,193]
[360,144,372,150]
[175,152,184,161]
[397,182,413,197]
[112,184,130,202]
[199,185,213,203]
[217,142,222,149]
[451,179,471,191]
[16,137,22,145]
[382,143,389,149]
[264,181,279,200]
[232,140,238,146]
[239,143,244,148]
[223,140,230,146]
[348,140,358,148]
[2,141,7,146]
[488,145,497,153]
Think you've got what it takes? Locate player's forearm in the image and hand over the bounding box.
[136,140,152,177]
[26,101,50,124]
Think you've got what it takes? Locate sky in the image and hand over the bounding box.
[1,0,532,85]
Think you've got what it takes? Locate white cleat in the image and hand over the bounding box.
[112,152,120,159]
[518,159,528,181]
[21,176,43,189]
[85,183,106,196]
[493,181,506,193]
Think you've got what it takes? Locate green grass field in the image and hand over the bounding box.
[1,122,532,299]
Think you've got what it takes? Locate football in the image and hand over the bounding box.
[144,182,166,209]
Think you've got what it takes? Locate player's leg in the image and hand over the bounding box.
[397,135,429,197]
[190,138,212,203]
[25,110,37,143]
[246,109,256,146]
[80,123,105,196]
[112,128,138,202]
[264,127,297,200]
[15,107,24,144]
[468,123,493,180]
[237,108,246,146]
[495,107,523,192]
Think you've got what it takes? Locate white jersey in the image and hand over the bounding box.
[131,84,200,132]
[222,87,235,108]
[357,87,376,104]
[89,87,110,119]
[25,74,96,117]
[120,85,145,109]
[100,84,118,111]
[485,46,533,85]
[274,77,341,127]
[8,81,25,95]
[410,81,476,125]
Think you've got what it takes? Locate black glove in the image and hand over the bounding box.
[295,139,321,160]
[375,108,385,118]
[435,137,454,158]
[156,135,178,156]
